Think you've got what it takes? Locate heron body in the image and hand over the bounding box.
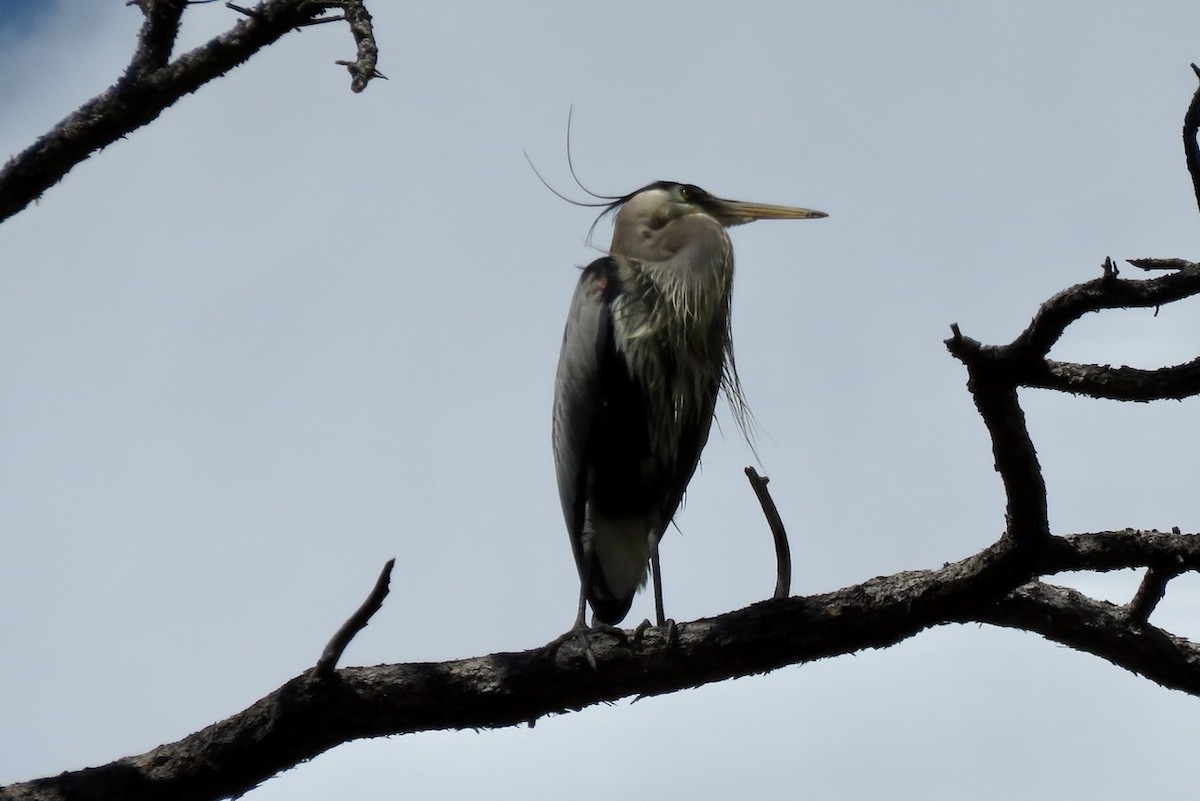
[552,181,825,630]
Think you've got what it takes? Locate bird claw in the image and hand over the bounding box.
[540,625,597,669]
[540,623,627,669]
[592,622,630,647]
[630,617,678,649]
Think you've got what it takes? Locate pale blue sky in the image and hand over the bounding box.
[3,2,1200,799]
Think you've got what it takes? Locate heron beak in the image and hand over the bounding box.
[710,198,828,226]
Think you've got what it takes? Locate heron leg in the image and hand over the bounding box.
[648,531,666,627]
[573,573,589,632]
[645,532,679,648]
[540,586,598,669]
[564,556,599,668]
[540,552,626,669]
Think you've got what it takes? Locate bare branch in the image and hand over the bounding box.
[960,582,1200,696]
[1128,257,1196,271]
[333,0,384,92]
[0,0,381,224]
[744,467,792,599]
[944,256,1200,558]
[315,558,395,678]
[1011,259,1200,358]
[0,543,1044,801]
[1023,356,1200,401]
[1128,565,1179,626]
[945,328,1050,551]
[128,0,188,77]
[13,514,1200,801]
[1041,528,1200,574]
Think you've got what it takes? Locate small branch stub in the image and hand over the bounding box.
[745,467,792,600]
[1127,565,1179,626]
[332,0,384,92]
[316,558,396,677]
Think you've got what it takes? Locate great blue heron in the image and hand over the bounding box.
[552,180,826,638]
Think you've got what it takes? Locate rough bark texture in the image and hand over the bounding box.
[5,8,1200,801]
[0,0,380,224]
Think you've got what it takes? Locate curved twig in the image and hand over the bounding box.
[315,558,396,677]
[1011,259,1200,357]
[744,467,791,599]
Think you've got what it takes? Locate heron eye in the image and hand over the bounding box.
[679,186,695,202]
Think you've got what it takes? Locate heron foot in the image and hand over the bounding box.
[541,622,626,669]
[631,617,678,648]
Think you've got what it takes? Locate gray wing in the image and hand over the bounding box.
[551,257,616,575]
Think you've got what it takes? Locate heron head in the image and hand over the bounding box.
[612,181,826,234]
[602,182,825,259]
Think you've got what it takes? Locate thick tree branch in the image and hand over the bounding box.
[10,520,1200,801]
[1023,357,1200,401]
[959,581,1200,696]
[945,326,1049,552]
[1041,528,1200,574]
[0,0,380,224]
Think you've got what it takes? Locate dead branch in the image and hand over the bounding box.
[315,558,395,677]
[1011,257,1200,358]
[333,0,384,91]
[944,325,1050,553]
[957,581,1200,695]
[0,541,1067,801]
[11,515,1200,801]
[1039,528,1200,574]
[0,0,381,224]
[744,467,792,599]
[1128,565,1180,625]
